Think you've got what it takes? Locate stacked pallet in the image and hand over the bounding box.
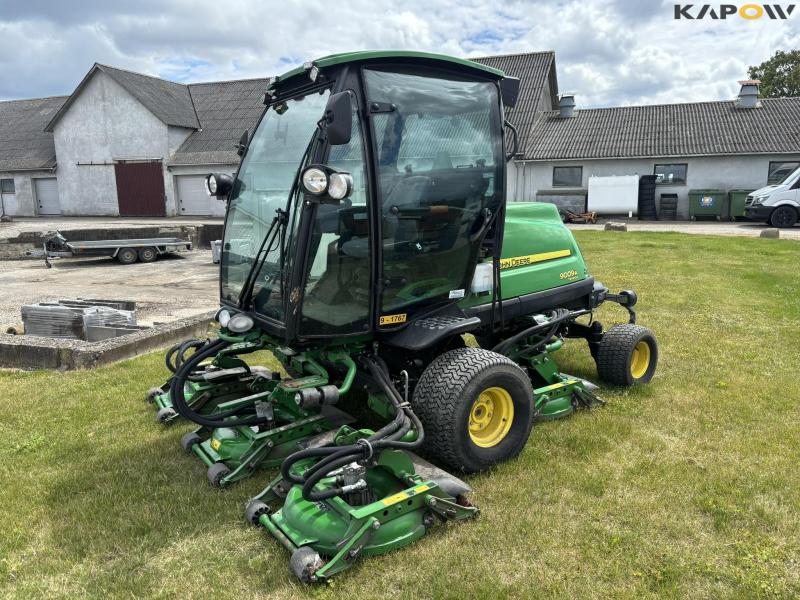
[21,299,143,341]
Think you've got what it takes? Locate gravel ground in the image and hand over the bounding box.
[0,250,219,330]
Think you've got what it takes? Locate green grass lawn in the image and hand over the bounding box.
[1,231,799,599]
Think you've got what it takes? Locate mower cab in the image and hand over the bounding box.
[150,51,658,582]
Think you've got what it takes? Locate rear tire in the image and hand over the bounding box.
[412,347,534,473]
[595,324,658,386]
[117,247,138,264]
[768,206,798,228]
[138,247,158,262]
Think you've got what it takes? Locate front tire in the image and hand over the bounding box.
[412,347,534,473]
[595,324,658,386]
[768,206,798,228]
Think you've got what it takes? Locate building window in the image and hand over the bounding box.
[654,164,687,185]
[768,161,800,185]
[0,179,14,194]
[552,166,583,187]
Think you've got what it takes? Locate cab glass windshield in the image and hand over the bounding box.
[220,89,330,320]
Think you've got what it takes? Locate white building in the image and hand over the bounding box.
[1,54,798,220]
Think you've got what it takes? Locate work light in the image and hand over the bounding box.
[216,309,231,327]
[328,173,353,200]
[300,165,354,201]
[205,173,233,198]
[227,314,254,333]
[205,174,218,195]
[302,167,328,195]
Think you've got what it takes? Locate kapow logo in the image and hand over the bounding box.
[674,4,796,19]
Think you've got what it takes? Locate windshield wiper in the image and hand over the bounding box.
[237,209,287,309]
[237,129,320,311]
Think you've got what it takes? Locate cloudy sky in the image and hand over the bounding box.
[0,0,798,107]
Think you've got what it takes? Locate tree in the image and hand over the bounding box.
[748,50,800,98]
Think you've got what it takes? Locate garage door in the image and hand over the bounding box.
[35,178,61,215]
[176,175,217,216]
[115,160,166,217]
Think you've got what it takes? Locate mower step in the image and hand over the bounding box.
[382,314,481,351]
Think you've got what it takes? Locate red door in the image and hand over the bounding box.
[114,160,166,217]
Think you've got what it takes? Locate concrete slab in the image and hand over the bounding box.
[0,311,215,370]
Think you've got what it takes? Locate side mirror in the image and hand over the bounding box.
[236,129,249,157]
[500,77,521,108]
[324,92,352,146]
[205,173,234,199]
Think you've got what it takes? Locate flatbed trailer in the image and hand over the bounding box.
[27,231,192,267]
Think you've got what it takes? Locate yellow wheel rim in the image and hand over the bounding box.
[630,341,651,379]
[468,386,514,448]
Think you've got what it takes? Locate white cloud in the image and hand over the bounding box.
[0,0,797,106]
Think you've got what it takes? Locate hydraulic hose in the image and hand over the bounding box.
[165,338,203,373]
[280,355,425,502]
[169,338,273,428]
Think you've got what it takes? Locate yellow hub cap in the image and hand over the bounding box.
[630,341,651,379]
[468,386,514,448]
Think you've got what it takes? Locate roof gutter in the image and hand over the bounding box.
[0,165,57,173]
[166,161,240,168]
[514,151,800,162]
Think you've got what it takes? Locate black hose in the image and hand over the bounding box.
[279,355,425,502]
[169,338,273,428]
[165,341,183,373]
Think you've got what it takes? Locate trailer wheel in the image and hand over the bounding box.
[138,247,158,262]
[595,324,658,386]
[117,247,138,264]
[412,347,534,473]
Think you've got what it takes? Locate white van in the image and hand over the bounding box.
[745,166,800,227]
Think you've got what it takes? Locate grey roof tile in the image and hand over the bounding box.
[46,64,200,131]
[524,98,800,160]
[97,65,199,129]
[0,96,67,171]
[472,51,558,152]
[169,78,268,165]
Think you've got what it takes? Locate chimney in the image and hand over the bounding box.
[736,80,761,109]
[558,93,576,118]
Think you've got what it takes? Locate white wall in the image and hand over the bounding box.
[0,171,56,216]
[512,154,800,219]
[52,71,191,216]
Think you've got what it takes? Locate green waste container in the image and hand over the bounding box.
[728,189,754,221]
[689,189,726,220]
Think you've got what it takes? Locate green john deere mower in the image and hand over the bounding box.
[154,50,658,582]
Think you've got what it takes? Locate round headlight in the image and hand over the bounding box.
[328,173,353,200]
[302,167,328,195]
[205,174,218,196]
[227,314,254,333]
[217,309,231,327]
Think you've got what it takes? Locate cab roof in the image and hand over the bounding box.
[267,50,506,93]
